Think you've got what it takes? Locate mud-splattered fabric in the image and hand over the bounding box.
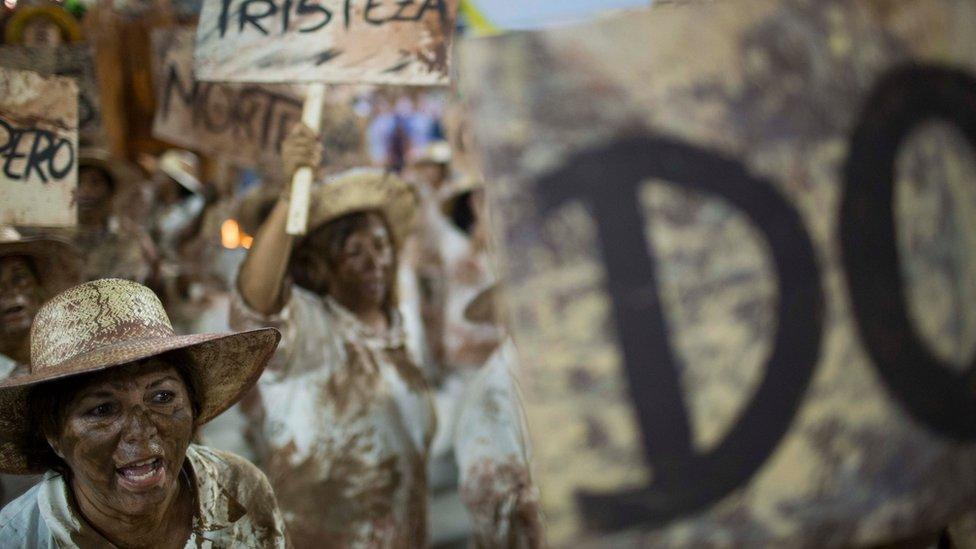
[455,340,542,548]
[230,286,436,548]
[0,444,287,548]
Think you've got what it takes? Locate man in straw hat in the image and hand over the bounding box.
[231,124,434,546]
[0,278,287,547]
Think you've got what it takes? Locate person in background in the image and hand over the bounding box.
[0,227,80,507]
[454,285,543,548]
[231,124,435,547]
[3,3,81,47]
[404,140,457,372]
[0,278,286,547]
[74,149,159,286]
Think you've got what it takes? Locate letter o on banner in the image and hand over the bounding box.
[842,65,976,441]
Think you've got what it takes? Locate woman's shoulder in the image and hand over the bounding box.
[189,444,270,488]
[187,445,277,514]
[0,481,53,547]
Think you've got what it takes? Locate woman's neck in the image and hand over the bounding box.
[71,473,193,549]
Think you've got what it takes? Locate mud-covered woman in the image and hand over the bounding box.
[0,279,287,547]
[231,124,435,547]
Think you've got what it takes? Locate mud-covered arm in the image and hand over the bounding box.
[237,124,321,316]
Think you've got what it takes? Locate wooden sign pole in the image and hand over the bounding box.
[286,83,326,236]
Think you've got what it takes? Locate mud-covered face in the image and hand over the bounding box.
[50,361,194,518]
[77,166,114,225]
[314,212,396,313]
[20,17,63,48]
[0,256,42,341]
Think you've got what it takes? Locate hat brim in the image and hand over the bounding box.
[0,238,81,298]
[0,327,280,474]
[464,285,498,325]
[4,6,82,44]
[306,170,417,247]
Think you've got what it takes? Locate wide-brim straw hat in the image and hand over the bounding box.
[412,140,452,166]
[159,149,203,195]
[4,5,82,44]
[305,168,417,247]
[464,284,499,325]
[0,227,81,298]
[0,279,280,474]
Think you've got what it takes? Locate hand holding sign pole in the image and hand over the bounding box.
[286,83,325,236]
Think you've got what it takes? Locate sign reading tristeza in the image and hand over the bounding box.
[460,0,976,545]
[193,0,458,85]
[0,67,78,227]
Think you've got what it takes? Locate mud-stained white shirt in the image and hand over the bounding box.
[454,339,543,548]
[0,444,287,548]
[230,286,436,548]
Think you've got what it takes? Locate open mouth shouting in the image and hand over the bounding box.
[116,457,166,491]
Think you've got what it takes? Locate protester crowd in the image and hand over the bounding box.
[0,2,541,547]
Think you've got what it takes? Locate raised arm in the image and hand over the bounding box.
[237,124,321,315]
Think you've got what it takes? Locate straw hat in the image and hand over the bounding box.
[0,227,80,298]
[159,150,203,195]
[413,140,452,166]
[305,168,417,246]
[4,5,82,45]
[0,279,280,474]
[464,284,500,325]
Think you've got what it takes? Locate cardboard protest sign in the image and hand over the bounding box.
[459,0,976,545]
[0,67,78,227]
[152,28,305,170]
[0,45,104,147]
[193,0,458,85]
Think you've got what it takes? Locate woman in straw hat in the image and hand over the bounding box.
[0,278,287,547]
[0,227,80,378]
[231,124,434,547]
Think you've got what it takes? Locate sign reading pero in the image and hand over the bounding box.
[0,67,78,227]
[193,0,458,85]
[0,45,104,147]
[460,0,976,546]
[152,28,304,169]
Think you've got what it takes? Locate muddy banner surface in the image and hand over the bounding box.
[193,0,458,85]
[460,0,976,545]
[0,67,78,227]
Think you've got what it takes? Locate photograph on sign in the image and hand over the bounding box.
[0,45,105,148]
[0,67,78,228]
[460,0,976,545]
[193,0,458,85]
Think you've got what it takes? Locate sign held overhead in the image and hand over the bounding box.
[193,0,458,85]
[0,67,78,227]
